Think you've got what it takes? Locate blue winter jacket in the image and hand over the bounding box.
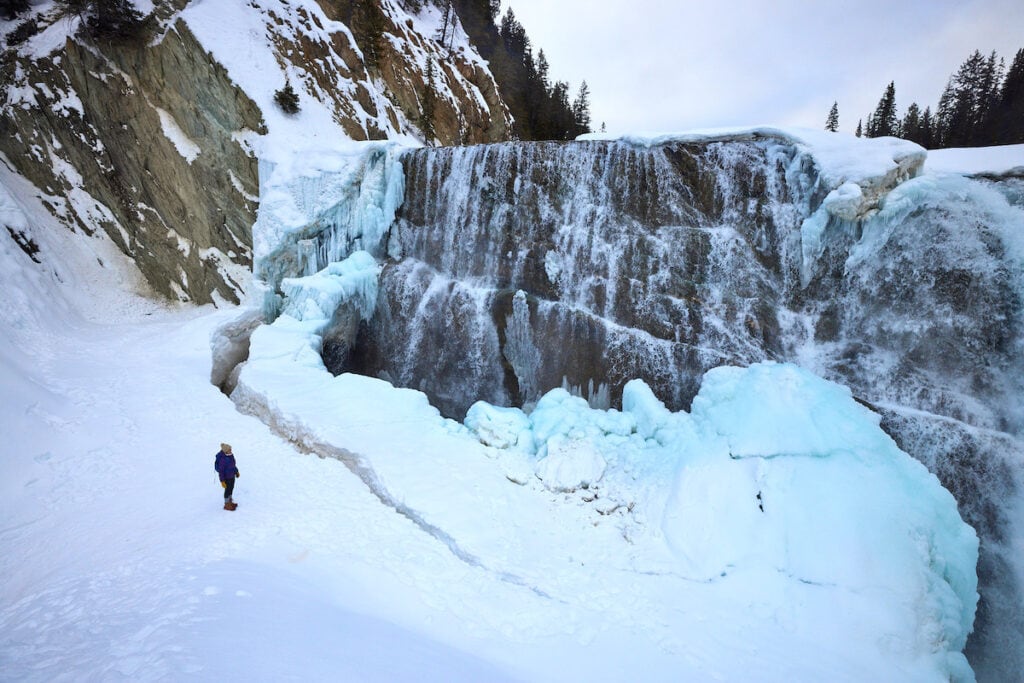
[215,450,238,481]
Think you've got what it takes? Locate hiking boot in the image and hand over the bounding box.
[223,501,237,511]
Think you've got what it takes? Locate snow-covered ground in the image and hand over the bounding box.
[2,132,984,681]
[926,143,1024,176]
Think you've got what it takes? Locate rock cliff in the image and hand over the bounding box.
[0,0,512,303]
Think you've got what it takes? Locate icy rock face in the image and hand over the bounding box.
[252,144,404,318]
[352,137,811,417]
[0,19,263,304]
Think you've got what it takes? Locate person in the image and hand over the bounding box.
[215,443,240,510]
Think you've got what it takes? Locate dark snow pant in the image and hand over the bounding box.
[223,477,235,501]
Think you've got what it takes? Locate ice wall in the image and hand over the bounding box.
[354,136,813,416]
[252,142,404,318]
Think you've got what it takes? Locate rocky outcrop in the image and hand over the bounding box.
[0,0,513,303]
[261,0,511,144]
[1,18,263,303]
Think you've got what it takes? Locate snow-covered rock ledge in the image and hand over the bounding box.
[581,126,926,220]
[581,127,927,286]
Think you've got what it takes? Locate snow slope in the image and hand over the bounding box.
[0,163,532,682]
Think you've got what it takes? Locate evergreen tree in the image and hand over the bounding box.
[919,106,934,149]
[938,50,1001,146]
[529,49,552,138]
[274,79,301,115]
[572,80,592,136]
[977,51,1005,141]
[825,101,839,132]
[499,9,528,56]
[935,80,957,147]
[420,60,438,144]
[436,0,454,51]
[993,48,1024,144]
[535,49,551,92]
[900,102,921,143]
[867,82,897,137]
[56,0,147,41]
[447,1,591,141]
[855,119,862,137]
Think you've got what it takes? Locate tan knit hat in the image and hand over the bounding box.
[221,443,232,453]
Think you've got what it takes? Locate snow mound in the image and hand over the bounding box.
[926,144,1024,177]
[464,402,533,450]
[465,362,979,680]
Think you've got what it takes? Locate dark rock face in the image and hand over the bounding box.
[344,139,803,416]
[324,139,1023,680]
[0,20,263,303]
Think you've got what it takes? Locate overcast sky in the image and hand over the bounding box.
[500,0,1024,135]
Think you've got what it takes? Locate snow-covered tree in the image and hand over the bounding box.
[825,102,839,132]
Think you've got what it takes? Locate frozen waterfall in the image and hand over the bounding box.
[247,132,1024,681]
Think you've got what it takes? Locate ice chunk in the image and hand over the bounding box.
[689,361,884,458]
[279,250,380,323]
[534,434,607,492]
[465,402,533,451]
[822,181,864,221]
[622,379,671,440]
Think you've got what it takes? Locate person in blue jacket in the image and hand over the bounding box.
[215,443,240,510]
